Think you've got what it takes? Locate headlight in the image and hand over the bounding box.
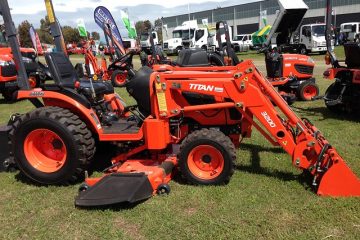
[22,57,33,63]
[0,60,14,66]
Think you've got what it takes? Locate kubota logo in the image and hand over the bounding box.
[261,111,276,128]
[189,84,223,93]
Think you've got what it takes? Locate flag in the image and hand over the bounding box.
[130,21,137,38]
[94,6,124,46]
[259,10,267,29]
[77,19,87,37]
[29,25,44,55]
[202,18,208,27]
[120,9,136,39]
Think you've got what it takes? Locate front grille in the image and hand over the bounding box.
[294,64,314,75]
[163,43,168,49]
[1,64,17,77]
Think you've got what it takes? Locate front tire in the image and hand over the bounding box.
[10,107,95,185]
[178,129,236,185]
[111,70,128,88]
[297,81,319,101]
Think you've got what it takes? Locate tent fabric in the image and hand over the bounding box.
[252,25,272,45]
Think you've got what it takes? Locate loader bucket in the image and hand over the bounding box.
[317,159,360,197]
[75,173,154,207]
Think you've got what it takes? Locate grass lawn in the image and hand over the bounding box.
[0,47,359,239]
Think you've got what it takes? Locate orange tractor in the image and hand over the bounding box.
[0,0,359,207]
[323,0,360,114]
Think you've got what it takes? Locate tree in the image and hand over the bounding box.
[135,20,152,35]
[18,20,32,47]
[62,26,81,43]
[38,16,53,44]
[91,31,100,40]
[154,18,163,43]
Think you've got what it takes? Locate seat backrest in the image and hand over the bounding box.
[45,52,79,88]
[176,49,210,67]
[344,42,360,68]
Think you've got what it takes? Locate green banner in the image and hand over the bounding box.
[77,19,87,37]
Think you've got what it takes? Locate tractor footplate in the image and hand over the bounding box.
[75,173,153,207]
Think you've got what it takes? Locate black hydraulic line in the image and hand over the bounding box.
[325,0,339,68]
[216,21,240,65]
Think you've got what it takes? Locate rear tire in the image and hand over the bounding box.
[10,106,95,185]
[299,46,307,55]
[297,81,319,101]
[178,128,236,185]
[111,70,128,88]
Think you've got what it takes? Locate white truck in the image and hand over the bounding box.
[163,20,198,55]
[140,31,159,52]
[340,22,360,43]
[205,26,249,52]
[296,23,328,54]
[233,34,253,49]
[264,0,329,55]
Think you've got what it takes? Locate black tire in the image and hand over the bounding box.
[297,81,319,101]
[299,46,307,55]
[178,128,236,185]
[111,70,127,88]
[10,106,95,185]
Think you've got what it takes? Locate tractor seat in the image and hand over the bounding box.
[176,49,225,67]
[44,52,114,96]
[77,80,114,97]
[344,42,360,68]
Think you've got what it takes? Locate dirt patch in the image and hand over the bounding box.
[114,217,146,240]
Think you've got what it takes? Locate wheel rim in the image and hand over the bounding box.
[115,72,127,85]
[24,129,67,173]
[187,145,224,180]
[28,76,37,89]
[303,85,318,100]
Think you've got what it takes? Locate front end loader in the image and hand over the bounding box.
[0,0,358,207]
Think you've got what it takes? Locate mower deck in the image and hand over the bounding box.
[75,156,177,207]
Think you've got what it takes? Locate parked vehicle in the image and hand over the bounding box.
[233,34,253,49]
[140,31,159,53]
[340,22,360,43]
[163,20,198,54]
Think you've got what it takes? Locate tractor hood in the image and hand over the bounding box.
[265,0,308,46]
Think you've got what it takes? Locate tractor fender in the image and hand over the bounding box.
[16,89,102,133]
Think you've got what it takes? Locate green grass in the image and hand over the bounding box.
[0,47,359,239]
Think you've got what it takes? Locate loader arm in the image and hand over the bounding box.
[154,60,360,196]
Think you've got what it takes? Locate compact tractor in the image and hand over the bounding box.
[259,0,319,103]
[0,27,44,101]
[0,0,359,207]
[323,0,360,114]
